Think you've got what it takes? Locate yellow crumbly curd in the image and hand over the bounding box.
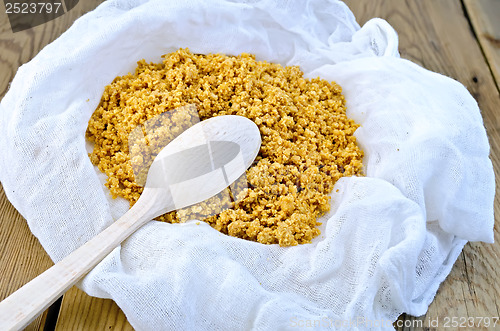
[86,48,363,246]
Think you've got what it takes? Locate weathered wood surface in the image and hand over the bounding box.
[0,0,498,330]
[464,0,500,92]
[55,287,133,331]
[0,185,53,331]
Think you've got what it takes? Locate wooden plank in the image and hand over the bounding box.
[464,0,500,91]
[344,0,500,330]
[55,287,134,331]
[0,184,54,331]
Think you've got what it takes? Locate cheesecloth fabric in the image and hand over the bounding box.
[0,0,494,330]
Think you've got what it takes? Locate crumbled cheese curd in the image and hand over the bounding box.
[86,48,363,246]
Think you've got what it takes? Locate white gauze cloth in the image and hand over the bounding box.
[0,0,495,330]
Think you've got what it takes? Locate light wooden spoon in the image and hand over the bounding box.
[0,114,261,330]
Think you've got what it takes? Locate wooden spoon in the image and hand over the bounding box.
[0,115,261,330]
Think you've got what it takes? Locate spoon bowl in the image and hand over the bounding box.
[143,115,261,217]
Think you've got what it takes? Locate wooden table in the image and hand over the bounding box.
[1,1,498,330]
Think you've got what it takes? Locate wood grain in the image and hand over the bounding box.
[344,0,500,330]
[464,0,500,91]
[0,184,54,331]
[56,287,134,331]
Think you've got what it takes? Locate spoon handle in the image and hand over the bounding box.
[0,190,162,331]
